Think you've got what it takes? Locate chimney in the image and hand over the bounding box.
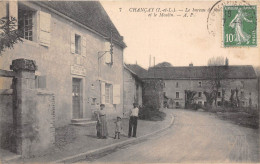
[189,63,193,67]
[225,57,229,66]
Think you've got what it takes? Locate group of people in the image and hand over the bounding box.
[94,103,139,139]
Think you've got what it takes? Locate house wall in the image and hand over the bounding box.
[123,68,142,116]
[164,78,258,108]
[0,1,124,127]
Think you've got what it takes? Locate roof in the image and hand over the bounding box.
[35,1,126,48]
[125,64,148,79]
[146,65,257,80]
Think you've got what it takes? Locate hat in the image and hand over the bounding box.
[116,116,121,119]
[100,104,105,107]
[133,103,138,106]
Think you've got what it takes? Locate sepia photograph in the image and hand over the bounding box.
[0,0,259,163]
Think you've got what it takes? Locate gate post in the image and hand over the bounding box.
[10,59,37,157]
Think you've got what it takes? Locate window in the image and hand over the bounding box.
[176,102,179,107]
[18,8,34,41]
[198,92,202,98]
[105,83,112,104]
[218,91,221,97]
[176,82,179,88]
[198,81,202,87]
[75,34,81,54]
[176,92,179,98]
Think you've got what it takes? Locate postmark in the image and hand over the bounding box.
[223,5,257,47]
[207,0,258,47]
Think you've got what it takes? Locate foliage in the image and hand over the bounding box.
[142,79,164,109]
[0,16,23,54]
[207,56,225,66]
[139,106,166,121]
[184,90,197,108]
[203,90,216,106]
[154,62,173,67]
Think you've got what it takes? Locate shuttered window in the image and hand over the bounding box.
[39,11,51,47]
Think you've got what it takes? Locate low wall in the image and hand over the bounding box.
[28,90,55,157]
[0,89,14,150]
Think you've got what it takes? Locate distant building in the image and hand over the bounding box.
[146,65,258,109]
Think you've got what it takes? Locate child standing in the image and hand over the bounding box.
[114,116,122,139]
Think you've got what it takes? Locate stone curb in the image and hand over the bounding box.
[53,114,175,163]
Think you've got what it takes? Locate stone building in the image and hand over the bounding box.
[123,64,145,115]
[146,64,258,109]
[0,1,126,128]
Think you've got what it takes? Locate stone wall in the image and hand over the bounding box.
[26,90,55,157]
[123,68,143,116]
[0,89,14,150]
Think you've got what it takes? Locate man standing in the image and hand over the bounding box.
[128,103,139,138]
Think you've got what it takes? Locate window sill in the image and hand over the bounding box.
[21,39,39,47]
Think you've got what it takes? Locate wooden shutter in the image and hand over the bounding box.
[82,36,86,57]
[101,82,106,104]
[38,76,46,89]
[104,41,110,51]
[113,84,120,104]
[105,53,111,64]
[71,32,75,53]
[9,1,18,29]
[39,11,51,47]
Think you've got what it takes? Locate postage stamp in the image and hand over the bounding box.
[223,5,257,47]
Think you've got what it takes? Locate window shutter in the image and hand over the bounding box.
[71,32,75,53]
[9,1,18,29]
[82,36,86,57]
[105,53,111,64]
[113,84,120,104]
[39,11,51,47]
[101,82,106,104]
[38,76,46,89]
[104,41,110,51]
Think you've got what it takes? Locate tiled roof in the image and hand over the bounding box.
[147,65,257,79]
[35,1,126,47]
[125,64,148,79]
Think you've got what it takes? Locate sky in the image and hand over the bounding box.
[101,1,259,69]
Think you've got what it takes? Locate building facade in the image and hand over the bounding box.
[0,1,126,127]
[146,65,258,109]
[123,64,143,115]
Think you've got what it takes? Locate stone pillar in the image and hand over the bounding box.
[10,59,38,157]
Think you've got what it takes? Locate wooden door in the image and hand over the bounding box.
[72,78,82,118]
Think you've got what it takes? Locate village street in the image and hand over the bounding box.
[86,109,259,163]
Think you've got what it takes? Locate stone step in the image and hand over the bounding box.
[70,121,97,126]
[71,118,92,123]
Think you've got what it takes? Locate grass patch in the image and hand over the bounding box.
[205,107,259,129]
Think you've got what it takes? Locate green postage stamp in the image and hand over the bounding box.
[223,5,257,47]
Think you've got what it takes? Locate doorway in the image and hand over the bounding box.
[72,78,83,118]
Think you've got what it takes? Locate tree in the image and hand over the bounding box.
[0,16,23,54]
[204,56,229,106]
[185,90,197,108]
[207,56,225,66]
[154,62,173,67]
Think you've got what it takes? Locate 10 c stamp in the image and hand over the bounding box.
[223,5,257,47]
